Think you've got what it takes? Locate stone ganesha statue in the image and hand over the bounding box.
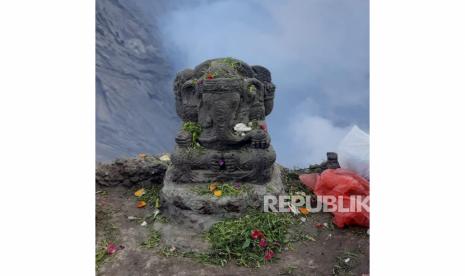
[169,58,277,184]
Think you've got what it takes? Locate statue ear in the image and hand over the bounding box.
[174,69,195,95]
[174,69,198,121]
[252,65,272,83]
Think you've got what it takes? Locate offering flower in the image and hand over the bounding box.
[250,229,264,240]
[107,243,118,255]
[264,249,274,261]
[259,239,267,248]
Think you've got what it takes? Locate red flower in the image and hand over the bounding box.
[250,229,264,240]
[106,243,118,255]
[259,123,268,132]
[206,73,214,80]
[264,249,274,261]
[259,239,267,248]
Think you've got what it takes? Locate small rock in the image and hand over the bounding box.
[96,156,167,188]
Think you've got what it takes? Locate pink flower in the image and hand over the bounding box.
[259,239,267,248]
[264,249,274,261]
[250,229,264,240]
[106,243,118,255]
[259,123,268,132]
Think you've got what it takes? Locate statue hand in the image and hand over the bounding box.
[250,129,270,149]
[175,130,192,147]
[223,153,239,172]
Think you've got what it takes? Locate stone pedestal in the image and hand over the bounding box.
[160,164,285,231]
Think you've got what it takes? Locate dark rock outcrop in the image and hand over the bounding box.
[96,155,168,187]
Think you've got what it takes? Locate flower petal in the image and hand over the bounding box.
[136,200,147,208]
[134,188,146,197]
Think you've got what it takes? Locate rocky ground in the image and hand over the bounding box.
[96,156,369,276]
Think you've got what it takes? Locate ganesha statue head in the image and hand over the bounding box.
[170,58,277,184]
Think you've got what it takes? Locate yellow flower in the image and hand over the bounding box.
[209,183,218,192]
[134,188,146,197]
[213,190,222,197]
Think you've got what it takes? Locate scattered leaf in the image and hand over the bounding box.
[209,183,217,192]
[136,200,147,208]
[242,238,251,249]
[289,203,299,215]
[305,235,316,241]
[299,207,310,215]
[159,154,170,162]
[134,188,146,197]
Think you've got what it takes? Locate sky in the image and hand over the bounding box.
[156,0,369,167]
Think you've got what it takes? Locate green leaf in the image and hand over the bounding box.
[242,238,251,249]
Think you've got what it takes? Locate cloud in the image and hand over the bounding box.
[286,115,352,168]
[156,0,369,167]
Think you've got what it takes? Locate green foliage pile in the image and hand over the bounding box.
[221,57,240,69]
[205,212,293,267]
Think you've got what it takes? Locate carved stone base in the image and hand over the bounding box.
[159,163,285,231]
